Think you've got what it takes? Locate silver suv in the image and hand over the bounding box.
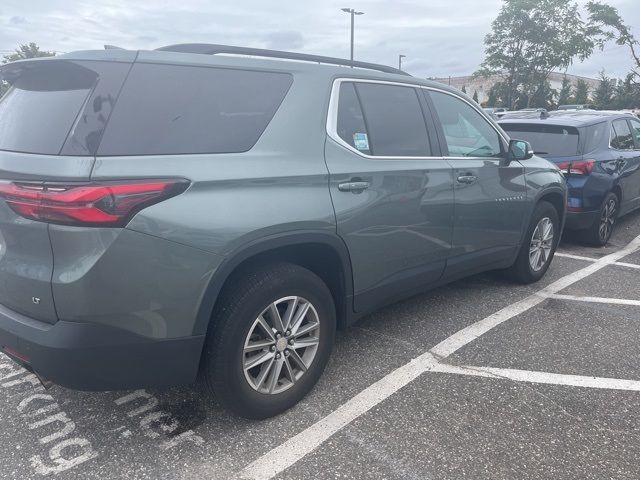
[0,44,566,418]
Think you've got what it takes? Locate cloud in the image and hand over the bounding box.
[0,0,637,79]
[263,31,304,51]
[9,16,27,25]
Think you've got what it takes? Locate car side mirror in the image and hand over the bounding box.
[507,139,534,162]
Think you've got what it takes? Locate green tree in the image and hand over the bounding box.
[557,76,573,105]
[612,74,640,109]
[472,90,479,103]
[592,70,614,109]
[478,0,595,109]
[0,43,56,97]
[487,88,498,107]
[574,79,590,104]
[588,2,639,82]
[529,80,556,109]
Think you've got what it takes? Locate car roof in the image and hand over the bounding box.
[2,46,466,97]
[498,110,633,127]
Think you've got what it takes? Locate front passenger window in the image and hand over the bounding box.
[428,90,502,157]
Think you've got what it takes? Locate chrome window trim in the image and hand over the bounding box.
[326,77,509,161]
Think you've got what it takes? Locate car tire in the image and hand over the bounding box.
[585,192,618,247]
[202,262,336,419]
[507,201,560,284]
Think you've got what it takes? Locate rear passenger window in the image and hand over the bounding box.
[336,83,371,155]
[611,119,634,150]
[353,83,431,157]
[429,90,502,157]
[98,64,293,156]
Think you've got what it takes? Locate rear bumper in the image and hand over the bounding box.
[0,302,204,391]
[564,210,599,230]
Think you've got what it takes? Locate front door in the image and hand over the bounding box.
[325,80,454,313]
[425,89,528,278]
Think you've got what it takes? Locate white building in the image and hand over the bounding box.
[432,72,601,106]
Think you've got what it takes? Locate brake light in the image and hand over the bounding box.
[0,179,189,227]
[556,160,595,175]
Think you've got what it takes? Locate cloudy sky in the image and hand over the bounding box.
[1,0,638,79]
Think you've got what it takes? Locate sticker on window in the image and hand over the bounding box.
[353,133,369,151]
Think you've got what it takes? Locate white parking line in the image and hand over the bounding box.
[555,252,640,270]
[554,252,598,262]
[549,293,640,307]
[240,235,640,480]
[615,261,640,270]
[431,363,640,392]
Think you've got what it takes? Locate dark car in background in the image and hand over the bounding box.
[500,111,640,245]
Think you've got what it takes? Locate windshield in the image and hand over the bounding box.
[500,123,580,157]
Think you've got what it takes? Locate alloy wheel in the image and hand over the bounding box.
[529,217,554,272]
[243,296,320,394]
[599,197,617,243]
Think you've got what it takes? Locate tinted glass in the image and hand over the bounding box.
[98,64,293,156]
[583,122,608,154]
[429,91,501,157]
[500,123,580,157]
[336,82,371,155]
[354,83,430,156]
[0,61,96,155]
[61,61,131,156]
[611,119,634,150]
[628,118,640,148]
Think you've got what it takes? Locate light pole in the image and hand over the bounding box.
[398,54,406,71]
[341,8,364,61]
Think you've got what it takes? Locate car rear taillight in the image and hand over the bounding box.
[556,160,595,175]
[0,179,189,227]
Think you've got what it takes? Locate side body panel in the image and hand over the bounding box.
[325,139,454,313]
[90,62,338,337]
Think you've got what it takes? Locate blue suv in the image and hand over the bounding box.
[500,111,640,245]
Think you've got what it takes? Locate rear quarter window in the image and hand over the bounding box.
[97,64,293,156]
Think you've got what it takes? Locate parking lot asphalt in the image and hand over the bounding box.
[1,210,640,480]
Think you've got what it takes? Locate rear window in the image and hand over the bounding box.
[0,61,97,155]
[98,64,293,156]
[500,123,580,157]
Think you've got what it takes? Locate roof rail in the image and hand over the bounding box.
[156,43,410,76]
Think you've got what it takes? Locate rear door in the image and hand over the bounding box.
[425,89,527,277]
[623,117,640,213]
[611,118,640,214]
[0,57,131,322]
[325,80,454,313]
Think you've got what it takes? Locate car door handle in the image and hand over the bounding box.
[456,175,477,184]
[338,181,370,193]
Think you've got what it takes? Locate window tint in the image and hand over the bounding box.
[336,83,371,155]
[629,119,640,149]
[611,119,634,150]
[429,91,501,157]
[500,123,580,157]
[354,83,431,156]
[0,61,96,155]
[98,64,293,156]
[583,122,607,154]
